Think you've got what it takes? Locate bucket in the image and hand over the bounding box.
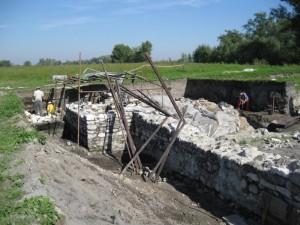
[52,75,68,81]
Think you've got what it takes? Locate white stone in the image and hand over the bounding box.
[88,124,97,130]
[88,134,97,139]
[270,166,290,178]
[270,138,282,145]
[99,114,106,119]
[98,133,105,138]
[85,114,95,121]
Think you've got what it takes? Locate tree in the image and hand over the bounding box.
[216,30,244,63]
[99,55,112,63]
[23,61,32,66]
[242,11,299,64]
[0,60,12,67]
[111,44,133,63]
[193,45,212,63]
[132,41,153,62]
[37,58,62,66]
[280,0,300,47]
[179,53,188,63]
[139,40,152,60]
[188,53,193,62]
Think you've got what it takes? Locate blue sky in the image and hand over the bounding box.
[0,0,287,65]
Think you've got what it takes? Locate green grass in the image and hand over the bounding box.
[1,63,300,91]
[238,139,248,145]
[0,93,61,225]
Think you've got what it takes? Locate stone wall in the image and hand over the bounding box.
[130,112,300,220]
[63,100,129,153]
[62,90,300,223]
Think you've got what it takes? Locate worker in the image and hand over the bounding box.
[32,87,44,116]
[47,101,55,117]
[237,91,249,111]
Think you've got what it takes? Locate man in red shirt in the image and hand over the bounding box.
[237,91,249,111]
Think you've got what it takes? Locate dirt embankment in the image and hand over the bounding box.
[13,127,234,225]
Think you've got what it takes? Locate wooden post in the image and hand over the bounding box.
[77,52,81,147]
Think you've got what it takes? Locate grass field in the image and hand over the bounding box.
[1,63,300,91]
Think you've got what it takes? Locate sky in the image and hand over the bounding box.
[0,0,289,65]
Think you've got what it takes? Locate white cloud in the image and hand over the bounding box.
[59,0,110,12]
[39,17,91,31]
[114,0,218,15]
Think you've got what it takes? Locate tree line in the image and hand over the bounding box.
[0,41,153,67]
[190,0,300,65]
[1,0,299,67]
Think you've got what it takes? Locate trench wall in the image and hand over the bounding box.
[184,79,298,114]
[124,78,299,115]
[131,113,300,222]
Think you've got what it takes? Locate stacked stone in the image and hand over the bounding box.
[131,112,300,217]
[64,95,300,218]
[65,100,129,152]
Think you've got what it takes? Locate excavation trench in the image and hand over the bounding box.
[23,79,300,225]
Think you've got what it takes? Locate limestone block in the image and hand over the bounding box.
[270,166,290,178]
[88,133,97,139]
[275,185,292,199]
[98,133,106,138]
[290,95,300,115]
[240,179,247,189]
[290,169,300,187]
[98,119,106,123]
[85,114,95,121]
[99,114,106,119]
[259,178,276,191]
[286,181,300,194]
[87,124,97,130]
[248,184,259,194]
[247,173,259,182]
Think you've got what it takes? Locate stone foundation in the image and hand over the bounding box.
[62,85,300,224]
[130,112,300,223]
[64,98,300,218]
[64,100,130,152]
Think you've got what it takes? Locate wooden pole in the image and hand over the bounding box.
[77,52,81,147]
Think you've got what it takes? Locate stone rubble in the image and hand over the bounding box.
[24,110,61,124]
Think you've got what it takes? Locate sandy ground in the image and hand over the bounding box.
[13,128,235,225]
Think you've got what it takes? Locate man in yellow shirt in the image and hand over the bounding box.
[47,101,55,117]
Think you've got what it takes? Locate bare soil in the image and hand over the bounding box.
[13,127,235,225]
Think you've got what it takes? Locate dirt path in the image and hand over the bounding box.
[13,132,228,225]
